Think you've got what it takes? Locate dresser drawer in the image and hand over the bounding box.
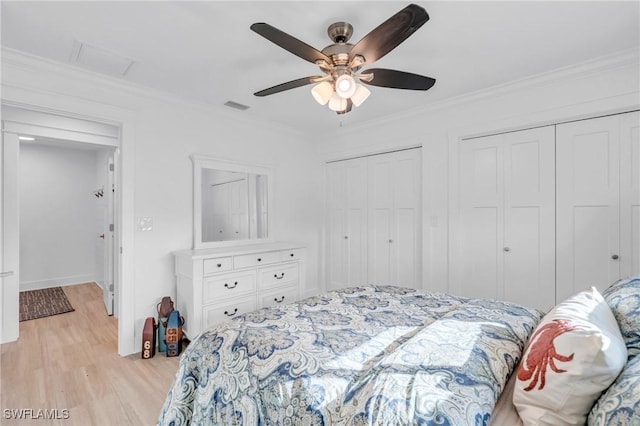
[234,250,281,269]
[258,263,299,289]
[203,296,256,329]
[203,257,233,274]
[281,248,303,262]
[203,271,256,303]
[260,285,299,309]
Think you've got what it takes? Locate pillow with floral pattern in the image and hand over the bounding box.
[602,276,640,357]
[588,354,640,425]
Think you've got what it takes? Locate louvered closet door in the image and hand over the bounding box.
[557,111,640,300]
[457,127,555,311]
[367,149,422,288]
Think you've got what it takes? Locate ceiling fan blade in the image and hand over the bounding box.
[251,23,331,65]
[254,76,321,97]
[349,4,429,65]
[361,68,436,90]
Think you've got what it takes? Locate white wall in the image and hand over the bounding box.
[2,47,324,354]
[318,49,640,295]
[5,45,637,354]
[19,143,102,290]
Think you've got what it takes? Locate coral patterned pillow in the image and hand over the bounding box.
[513,287,627,426]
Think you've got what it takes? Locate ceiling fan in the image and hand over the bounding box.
[250,3,436,115]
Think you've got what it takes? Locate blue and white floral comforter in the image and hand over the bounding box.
[158,285,542,425]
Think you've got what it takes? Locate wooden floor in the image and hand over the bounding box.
[1,283,181,425]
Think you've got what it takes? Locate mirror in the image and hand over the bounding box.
[192,155,273,249]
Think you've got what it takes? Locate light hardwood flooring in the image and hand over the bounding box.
[1,283,181,426]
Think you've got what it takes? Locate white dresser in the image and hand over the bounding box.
[173,241,306,339]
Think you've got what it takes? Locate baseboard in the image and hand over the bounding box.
[20,275,102,291]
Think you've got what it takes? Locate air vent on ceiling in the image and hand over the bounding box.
[70,40,135,77]
[224,101,250,111]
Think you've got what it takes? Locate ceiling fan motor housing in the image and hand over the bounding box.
[327,22,353,43]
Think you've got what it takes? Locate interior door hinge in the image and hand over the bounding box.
[109,224,114,232]
[109,163,114,171]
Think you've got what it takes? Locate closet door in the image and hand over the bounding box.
[619,112,640,278]
[326,158,367,290]
[556,115,620,300]
[456,127,555,311]
[503,127,556,311]
[457,134,504,300]
[367,149,422,288]
[557,111,640,300]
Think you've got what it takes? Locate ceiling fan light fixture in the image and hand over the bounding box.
[328,92,347,112]
[335,74,357,99]
[350,84,371,107]
[311,81,333,105]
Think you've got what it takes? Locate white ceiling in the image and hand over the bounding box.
[2,1,639,133]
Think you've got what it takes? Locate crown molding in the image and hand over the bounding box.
[1,47,306,138]
[328,47,640,136]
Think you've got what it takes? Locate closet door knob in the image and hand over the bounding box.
[344,236,348,240]
[388,239,393,243]
[503,247,510,252]
[611,254,619,260]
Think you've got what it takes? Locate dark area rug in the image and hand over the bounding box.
[19,287,75,321]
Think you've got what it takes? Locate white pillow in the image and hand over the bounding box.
[513,287,627,426]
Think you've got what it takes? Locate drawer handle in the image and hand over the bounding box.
[224,281,238,289]
[290,253,295,257]
[224,308,238,317]
[274,296,285,303]
[274,272,285,280]
[216,263,222,268]
[257,258,262,262]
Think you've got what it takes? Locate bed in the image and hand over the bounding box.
[158,285,543,425]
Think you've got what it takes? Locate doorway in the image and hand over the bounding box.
[1,105,121,345]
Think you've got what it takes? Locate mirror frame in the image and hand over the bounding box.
[192,154,274,249]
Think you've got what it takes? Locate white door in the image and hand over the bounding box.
[326,158,368,290]
[326,161,347,290]
[103,153,115,315]
[1,132,20,343]
[503,127,556,311]
[619,111,640,278]
[557,115,621,300]
[345,159,368,287]
[457,133,504,300]
[368,148,422,288]
[456,127,555,311]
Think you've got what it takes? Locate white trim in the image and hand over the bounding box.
[1,133,20,343]
[0,95,137,356]
[19,275,99,291]
[322,48,640,139]
[1,47,306,138]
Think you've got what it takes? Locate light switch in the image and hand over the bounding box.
[137,217,153,231]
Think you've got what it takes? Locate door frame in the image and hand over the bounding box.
[1,100,136,356]
[1,132,19,343]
